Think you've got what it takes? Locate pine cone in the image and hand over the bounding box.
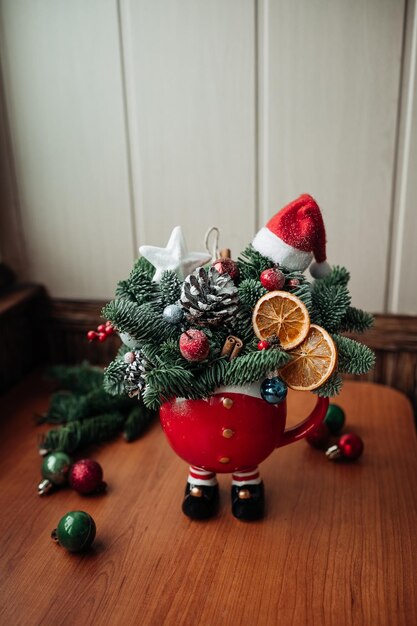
[180,267,239,326]
[124,351,152,399]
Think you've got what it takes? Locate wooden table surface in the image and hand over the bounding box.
[1,373,416,626]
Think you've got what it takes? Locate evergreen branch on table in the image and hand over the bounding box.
[40,387,132,424]
[223,348,290,385]
[313,372,344,397]
[123,405,156,442]
[40,411,126,454]
[340,307,374,334]
[45,363,104,394]
[332,335,375,375]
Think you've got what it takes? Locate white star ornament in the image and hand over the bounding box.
[139,226,211,283]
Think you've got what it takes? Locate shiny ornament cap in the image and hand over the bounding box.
[252,194,331,277]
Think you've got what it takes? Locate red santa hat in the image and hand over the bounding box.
[252,194,331,278]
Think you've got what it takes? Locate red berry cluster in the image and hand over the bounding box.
[87,321,115,343]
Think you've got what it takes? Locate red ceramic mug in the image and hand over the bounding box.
[160,388,329,474]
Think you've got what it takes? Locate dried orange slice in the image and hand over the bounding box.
[252,291,310,350]
[279,324,337,391]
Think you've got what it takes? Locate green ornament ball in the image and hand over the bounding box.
[41,452,71,485]
[53,511,96,552]
[324,404,345,435]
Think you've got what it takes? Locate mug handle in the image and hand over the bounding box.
[278,396,329,448]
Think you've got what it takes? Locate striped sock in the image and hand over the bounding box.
[188,466,218,487]
[232,467,261,486]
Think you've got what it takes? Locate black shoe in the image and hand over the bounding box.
[231,482,265,521]
[182,482,219,520]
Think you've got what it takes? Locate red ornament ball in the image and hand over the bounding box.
[260,268,285,291]
[179,329,210,362]
[306,422,331,449]
[257,340,270,351]
[338,433,364,461]
[212,258,239,281]
[69,459,106,495]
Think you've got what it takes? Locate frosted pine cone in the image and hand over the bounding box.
[180,267,239,326]
[124,350,151,399]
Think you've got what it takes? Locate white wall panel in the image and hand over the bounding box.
[261,0,405,311]
[121,0,256,259]
[0,0,134,299]
[389,0,417,314]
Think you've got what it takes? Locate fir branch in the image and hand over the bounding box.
[196,357,229,393]
[146,365,197,401]
[311,283,351,332]
[238,279,267,308]
[159,271,182,306]
[313,372,343,397]
[103,300,176,343]
[142,385,162,411]
[123,405,156,442]
[332,335,375,375]
[103,359,127,396]
[40,411,126,454]
[289,281,313,314]
[237,245,274,280]
[340,307,374,334]
[133,255,155,278]
[319,266,350,288]
[230,306,256,345]
[223,349,290,386]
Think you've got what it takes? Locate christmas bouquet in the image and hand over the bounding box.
[103,194,375,520]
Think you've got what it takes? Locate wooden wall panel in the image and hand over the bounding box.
[120,0,256,258]
[261,0,405,311]
[388,0,417,315]
[0,0,134,299]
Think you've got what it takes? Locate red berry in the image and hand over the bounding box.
[212,258,239,281]
[257,340,270,350]
[338,433,364,460]
[87,330,98,341]
[98,332,107,342]
[306,422,331,449]
[104,325,114,336]
[260,268,285,291]
[287,278,300,288]
[97,324,106,332]
[179,329,210,362]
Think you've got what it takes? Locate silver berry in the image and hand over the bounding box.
[163,304,184,324]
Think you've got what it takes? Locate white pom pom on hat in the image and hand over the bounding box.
[252,194,331,278]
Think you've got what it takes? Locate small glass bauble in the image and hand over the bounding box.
[260,377,288,404]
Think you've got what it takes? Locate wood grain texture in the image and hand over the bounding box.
[121,0,256,257]
[388,0,417,314]
[261,0,406,311]
[0,0,135,299]
[1,373,416,625]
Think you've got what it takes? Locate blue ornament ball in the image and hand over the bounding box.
[260,377,288,404]
[163,304,184,324]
